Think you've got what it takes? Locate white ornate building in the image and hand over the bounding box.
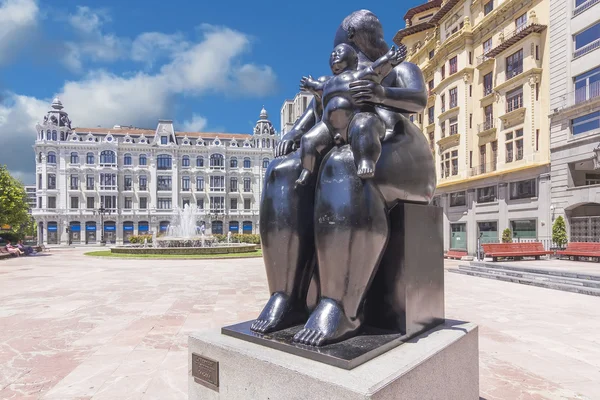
[32,99,278,245]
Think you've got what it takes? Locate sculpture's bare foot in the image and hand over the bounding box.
[357,159,375,179]
[250,292,306,334]
[295,169,311,187]
[292,298,362,346]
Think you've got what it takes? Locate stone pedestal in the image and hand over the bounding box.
[189,320,479,400]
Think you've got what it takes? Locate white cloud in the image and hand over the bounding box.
[0,24,277,183]
[0,0,39,64]
[0,94,48,184]
[179,114,208,132]
[63,6,127,71]
[131,32,188,67]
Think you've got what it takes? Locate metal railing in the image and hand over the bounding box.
[506,65,523,79]
[574,0,600,16]
[476,54,492,66]
[559,81,600,109]
[574,38,600,58]
[483,86,493,96]
[477,119,495,133]
[469,160,497,177]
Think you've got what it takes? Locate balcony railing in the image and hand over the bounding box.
[469,160,498,177]
[478,119,495,133]
[450,125,459,136]
[574,0,600,17]
[483,86,493,96]
[486,22,547,58]
[574,38,600,58]
[476,54,492,66]
[559,81,600,109]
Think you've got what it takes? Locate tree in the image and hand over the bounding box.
[552,216,568,248]
[502,228,512,243]
[0,165,30,230]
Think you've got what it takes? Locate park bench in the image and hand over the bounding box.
[556,242,600,261]
[482,242,552,262]
[444,250,468,260]
[0,247,14,259]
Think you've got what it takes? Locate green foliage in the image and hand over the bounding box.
[0,166,29,230]
[502,228,512,243]
[0,231,22,244]
[128,234,153,244]
[552,216,568,248]
[214,233,261,244]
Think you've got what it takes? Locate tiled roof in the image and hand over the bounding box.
[73,127,251,139]
[404,0,442,21]
[393,22,435,44]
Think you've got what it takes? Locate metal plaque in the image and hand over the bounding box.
[192,353,219,391]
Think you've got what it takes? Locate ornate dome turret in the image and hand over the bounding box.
[35,98,73,142]
[253,106,277,149]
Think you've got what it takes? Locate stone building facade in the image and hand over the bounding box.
[549,0,600,241]
[280,92,313,138]
[32,99,277,245]
[395,0,552,255]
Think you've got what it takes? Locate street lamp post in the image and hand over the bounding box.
[95,206,111,245]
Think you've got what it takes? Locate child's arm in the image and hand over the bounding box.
[300,75,327,96]
[360,45,406,81]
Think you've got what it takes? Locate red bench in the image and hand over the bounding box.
[482,242,552,262]
[556,242,600,261]
[445,250,468,260]
[0,247,14,259]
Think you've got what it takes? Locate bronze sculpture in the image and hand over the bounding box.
[228,9,442,355]
[296,43,405,184]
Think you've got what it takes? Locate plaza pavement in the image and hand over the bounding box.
[0,249,598,400]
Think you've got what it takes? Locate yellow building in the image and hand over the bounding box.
[394,0,551,255]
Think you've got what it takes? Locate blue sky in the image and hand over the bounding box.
[0,0,422,183]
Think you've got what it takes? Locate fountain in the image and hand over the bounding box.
[110,204,257,256]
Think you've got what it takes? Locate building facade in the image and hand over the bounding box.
[549,0,600,241]
[280,92,313,137]
[32,99,277,245]
[24,186,36,211]
[395,0,552,255]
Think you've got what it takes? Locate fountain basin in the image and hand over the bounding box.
[110,243,257,256]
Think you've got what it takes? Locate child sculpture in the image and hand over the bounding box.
[295,43,405,185]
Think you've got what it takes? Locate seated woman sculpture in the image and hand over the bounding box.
[296,43,405,184]
[251,9,436,347]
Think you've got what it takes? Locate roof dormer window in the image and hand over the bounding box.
[161,136,168,145]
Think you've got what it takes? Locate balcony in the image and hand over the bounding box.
[476,54,494,69]
[139,186,148,191]
[486,22,547,58]
[574,0,600,16]
[477,119,496,137]
[556,82,600,112]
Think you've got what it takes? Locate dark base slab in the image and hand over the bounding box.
[221,320,443,370]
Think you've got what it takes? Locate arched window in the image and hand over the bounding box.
[123,153,132,166]
[196,156,204,167]
[139,154,147,166]
[46,130,51,140]
[51,130,57,141]
[243,157,251,168]
[70,152,79,164]
[210,154,224,168]
[86,152,94,164]
[100,150,116,165]
[38,152,42,163]
[47,151,57,164]
[230,157,238,168]
[157,154,172,170]
[263,158,270,168]
[182,155,190,167]
[60,132,65,141]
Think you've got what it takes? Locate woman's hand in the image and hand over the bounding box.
[275,140,296,158]
[349,80,386,105]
